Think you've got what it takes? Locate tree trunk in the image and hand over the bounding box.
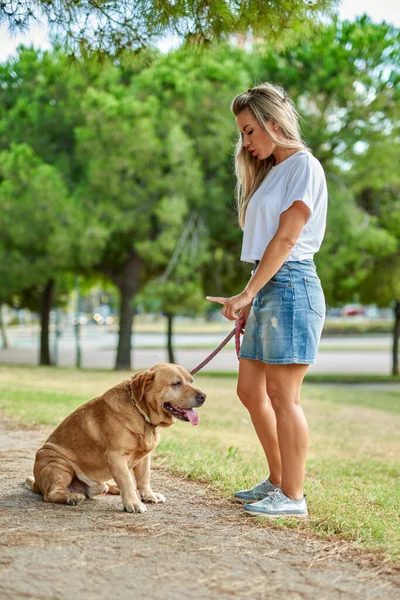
[115,257,140,371]
[74,277,82,369]
[39,278,54,366]
[0,304,9,349]
[392,300,400,376]
[166,313,175,364]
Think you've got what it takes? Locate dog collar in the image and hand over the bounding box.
[124,382,155,427]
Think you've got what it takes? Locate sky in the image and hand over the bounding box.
[0,0,399,62]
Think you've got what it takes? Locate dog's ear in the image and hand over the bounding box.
[130,370,155,402]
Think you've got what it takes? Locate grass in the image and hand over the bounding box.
[0,364,399,561]
[101,343,391,352]
[305,373,400,384]
[200,371,400,384]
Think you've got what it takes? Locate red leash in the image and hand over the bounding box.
[190,316,246,375]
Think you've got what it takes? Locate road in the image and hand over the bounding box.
[0,325,394,374]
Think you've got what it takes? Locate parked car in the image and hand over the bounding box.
[341,304,365,317]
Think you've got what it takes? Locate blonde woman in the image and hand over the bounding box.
[207,83,327,517]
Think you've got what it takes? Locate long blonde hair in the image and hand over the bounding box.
[231,83,307,228]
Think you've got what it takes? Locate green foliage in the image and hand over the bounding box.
[74,77,205,285]
[134,45,254,296]
[317,180,398,304]
[253,17,400,171]
[1,0,336,56]
[139,278,207,317]
[0,143,74,302]
[0,49,82,185]
[0,17,399,345]
[355,186,400,305]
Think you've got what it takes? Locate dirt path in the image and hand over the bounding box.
[1,418,399,600]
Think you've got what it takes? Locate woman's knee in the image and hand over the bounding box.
[237,383,252,408]
[237,361,266,410]
[237,384,262,410]
[266,384,299,415]
[264,364,307,414]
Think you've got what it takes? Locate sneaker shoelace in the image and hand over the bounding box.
[266,489,283,503]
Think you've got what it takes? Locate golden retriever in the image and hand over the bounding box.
[25,363,206,513]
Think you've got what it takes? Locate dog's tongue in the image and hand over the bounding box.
[184,408,199,426]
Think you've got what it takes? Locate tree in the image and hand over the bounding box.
[74,83,204,369]
[0,48,113,364]
[1,0,335,55]
[0,247,27,349]
[0,49,74,178]
[0,45,252,368]
[348,133,400,373]
[134,45,257,301]
[252,16,400,175]
[0,304,8,349]
[0,143,75,364]
[2,18,399,375]
[137,215,209,363]
[355,183,400,374]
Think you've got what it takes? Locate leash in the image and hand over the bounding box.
[190,316,246,376]
[125,316,245,423]
[126,316,246,422]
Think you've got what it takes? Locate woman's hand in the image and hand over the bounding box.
[238,302,252,324]
[206,290,254,321]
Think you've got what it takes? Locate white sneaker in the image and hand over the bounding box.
[243,488,308,517]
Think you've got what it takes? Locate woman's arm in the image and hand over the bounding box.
[245,200,310,296]
[207,200,310,320]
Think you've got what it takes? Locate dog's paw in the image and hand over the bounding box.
[106,483,120,495]
[123,501,147,514]
[66,493,86,506]
[140,490,166,504]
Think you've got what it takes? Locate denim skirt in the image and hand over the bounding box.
[239,260,325,365]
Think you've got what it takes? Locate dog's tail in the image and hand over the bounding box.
[25,476,41,494]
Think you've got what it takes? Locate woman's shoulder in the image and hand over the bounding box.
[287,150,325,178]
[290,150,321,167]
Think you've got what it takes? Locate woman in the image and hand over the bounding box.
[207,83,327,517]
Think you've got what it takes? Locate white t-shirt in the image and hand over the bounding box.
[240,150,327,263]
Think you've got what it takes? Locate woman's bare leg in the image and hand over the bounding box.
[264,363,309,500]
[237,358,281,486]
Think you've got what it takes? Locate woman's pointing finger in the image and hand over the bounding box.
[206,296,227,305]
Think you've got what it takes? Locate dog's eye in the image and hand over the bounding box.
[172,381,182,387]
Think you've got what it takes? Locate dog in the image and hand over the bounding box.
[25,363,206,513]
